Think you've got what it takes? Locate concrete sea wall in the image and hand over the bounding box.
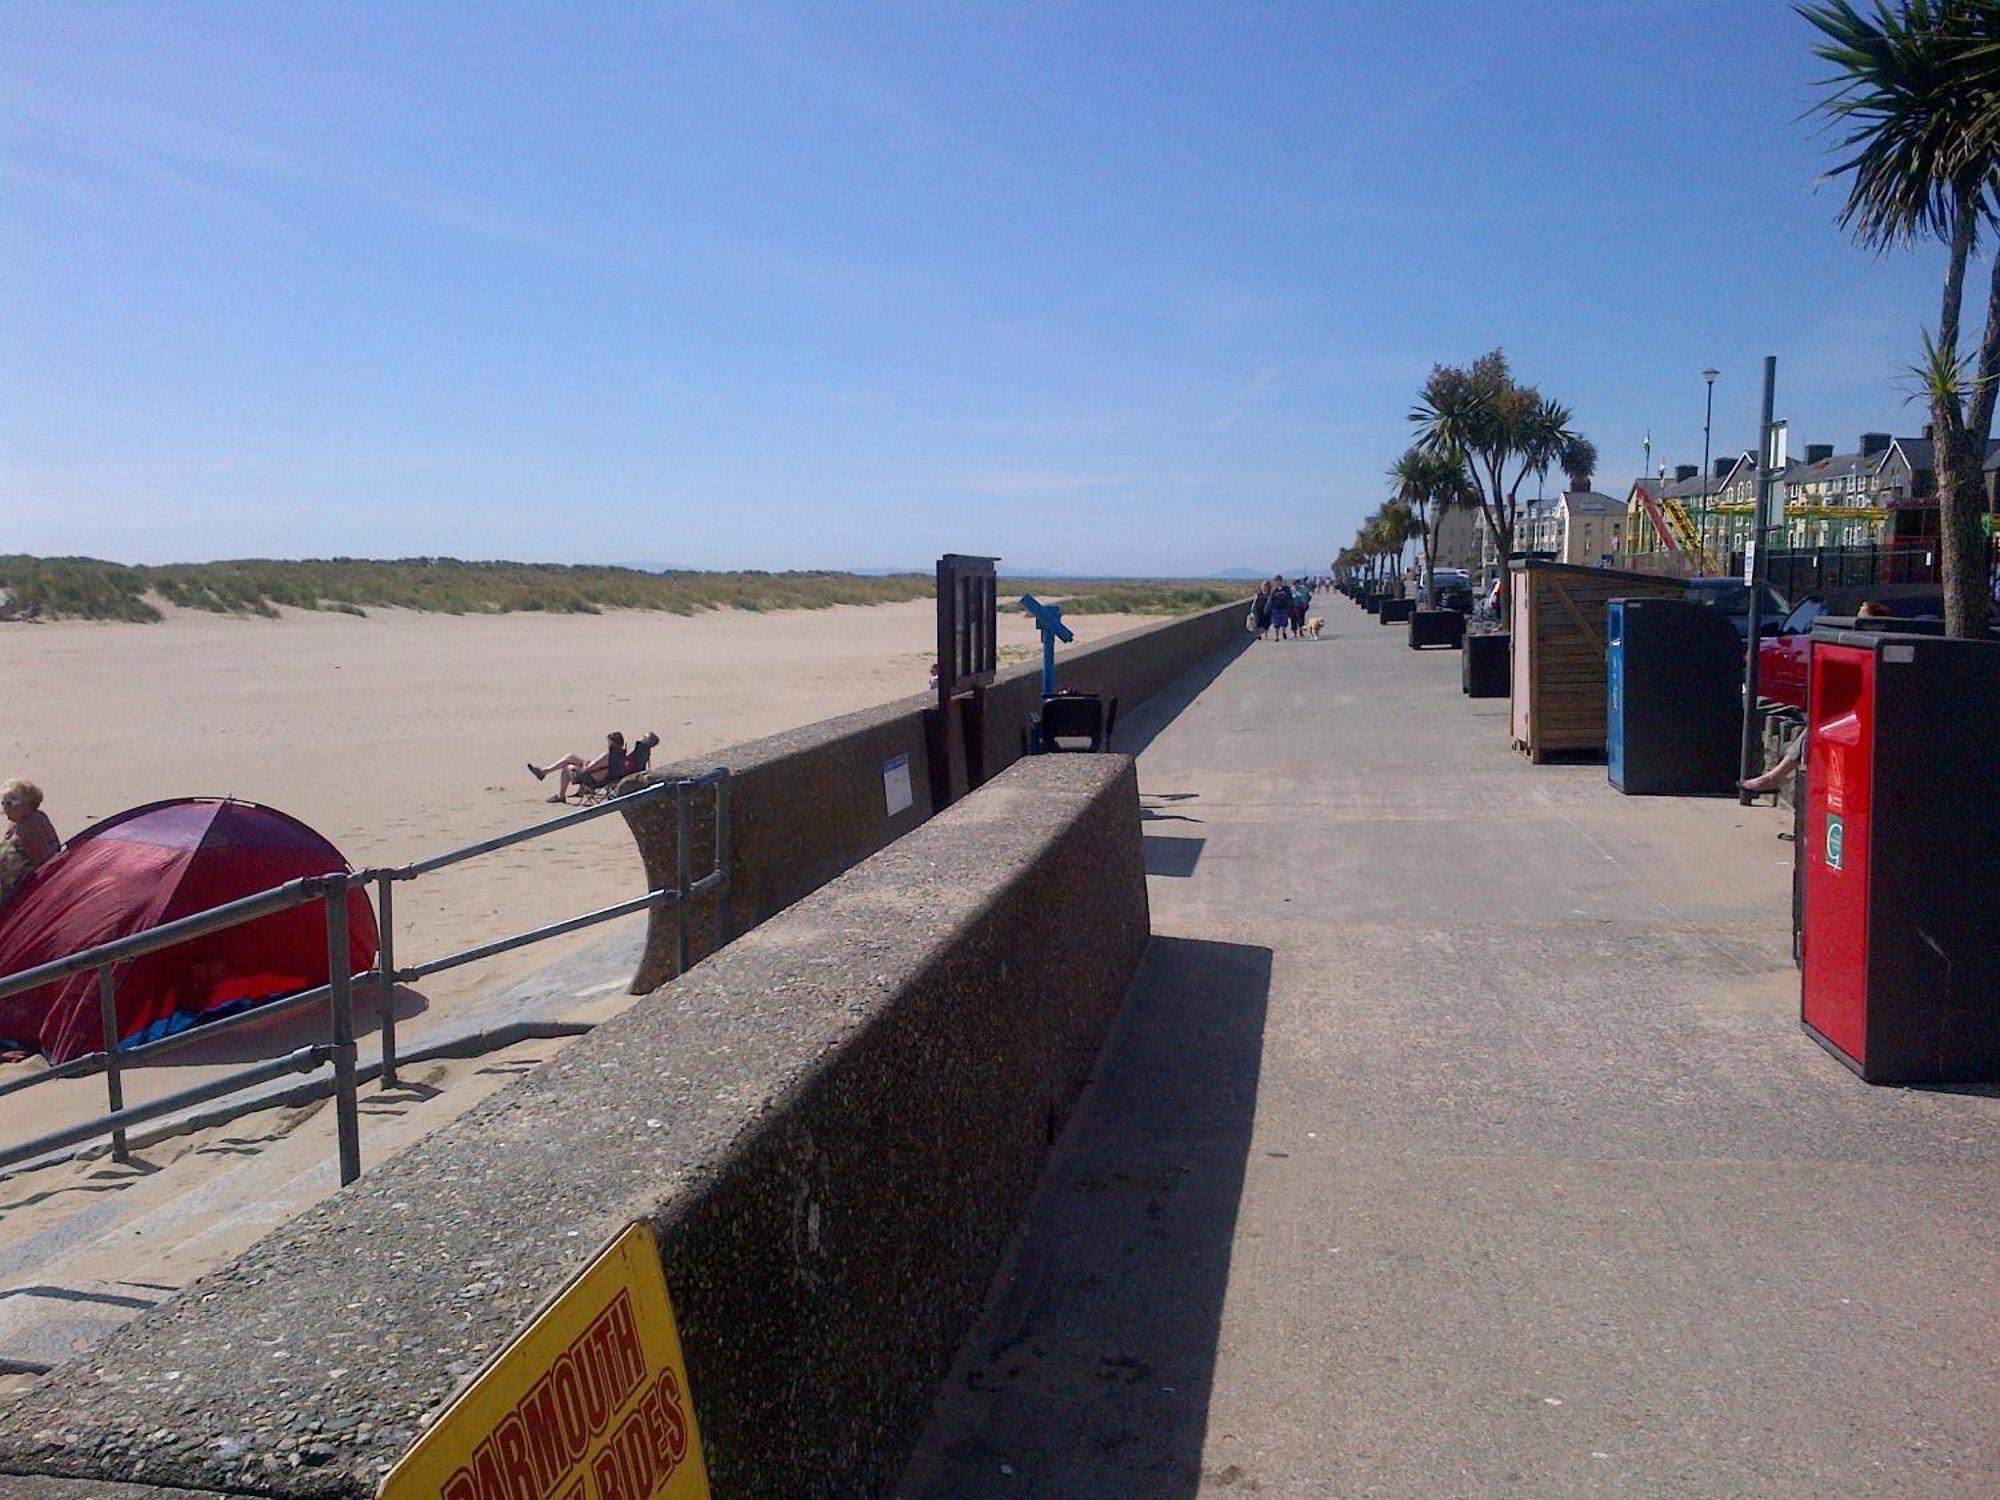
[622,597,1245,990]
[0,754,1151,1498]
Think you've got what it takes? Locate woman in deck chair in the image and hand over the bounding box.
[528,731,626,803]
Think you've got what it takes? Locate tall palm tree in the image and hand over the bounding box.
[1390,446,1475,604]
[1560,435,1600,493]
[1410,349,1576,613]
[1802,0,2000,636]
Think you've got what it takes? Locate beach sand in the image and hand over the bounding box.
[0,597,1159,1373]
[5,597,1151,1027]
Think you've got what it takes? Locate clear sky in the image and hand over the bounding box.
[1,1,1968,576]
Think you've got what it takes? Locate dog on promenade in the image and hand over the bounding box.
[1304,616,1326,639]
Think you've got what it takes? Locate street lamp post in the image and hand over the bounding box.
[1701,368,1719,567]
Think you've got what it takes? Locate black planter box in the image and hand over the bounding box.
[1463,631,1509,697]
[1379,598,1415,624]
[1362,593,1382,614]
[1409,609,1465,649]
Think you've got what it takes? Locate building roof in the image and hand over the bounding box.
[1557,489,1623,516]
[1788,449,1869,486]
[1891,436,1933,472]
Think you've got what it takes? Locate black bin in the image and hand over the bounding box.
[1035,691,1118,752]
[1462,631,1509,697]
[1606,597,1742,795]
[1379,598,1414,624]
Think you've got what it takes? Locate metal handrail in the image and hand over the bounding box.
[0,1047,334,1173]
[0,875,334,1004]
[0,979,338,1098]
[395,886,677,984]
[0,770,731,1183]
[386,780,673,881]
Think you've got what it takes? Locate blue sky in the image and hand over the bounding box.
[1,1,1969,576]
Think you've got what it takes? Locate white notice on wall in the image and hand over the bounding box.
[883,753,914,816]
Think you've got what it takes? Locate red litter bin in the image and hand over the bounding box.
[1800,626,2000,1083]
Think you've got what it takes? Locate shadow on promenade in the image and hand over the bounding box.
[1110,634,1254,759]
[898,936,1270,1500]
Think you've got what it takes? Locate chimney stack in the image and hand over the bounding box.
[1806,443,1834,465]
[1860,431,1892,457]
[1923,422,1935,440]
[1674,464,1698,483]
[1713,457,1734,478]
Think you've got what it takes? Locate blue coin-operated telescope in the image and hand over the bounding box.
[1018,593,1073,698]
[1019,594,1114,753]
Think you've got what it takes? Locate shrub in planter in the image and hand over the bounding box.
[1409,609,1464,649]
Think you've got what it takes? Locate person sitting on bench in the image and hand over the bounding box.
[529,731,626,803]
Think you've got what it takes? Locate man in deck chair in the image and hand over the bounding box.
[529,730,661,804]
[530,731,624,803]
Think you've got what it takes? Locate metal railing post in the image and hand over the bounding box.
[325,880,361,1186]
[0,774,717,1174]
[97,968,129,1163]
[375,872,397,1089]
[712,774,731,947]
[674,778,693,975]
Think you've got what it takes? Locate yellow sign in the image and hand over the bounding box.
[381,1223,710,1500]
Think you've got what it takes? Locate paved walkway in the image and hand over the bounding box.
[901,599,1999,1498]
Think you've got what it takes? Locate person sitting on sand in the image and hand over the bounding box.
[529,731,626,804]
[0,779,60,904]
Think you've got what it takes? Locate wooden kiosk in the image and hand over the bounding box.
[1507,559,1688,763]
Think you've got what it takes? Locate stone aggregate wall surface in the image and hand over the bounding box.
[623,597,1244,990]
[0,755,1150,1500]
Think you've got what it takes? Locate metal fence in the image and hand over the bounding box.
[1618,537,2000,599]
[0,770,729,1183]
[1726,540,1992,600]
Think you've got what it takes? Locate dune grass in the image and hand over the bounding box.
[0,557,1243,623]
[0,557,938,621]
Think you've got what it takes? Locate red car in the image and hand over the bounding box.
[1755,587,1945,710]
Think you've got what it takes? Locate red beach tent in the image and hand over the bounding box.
[0,798,377,1063]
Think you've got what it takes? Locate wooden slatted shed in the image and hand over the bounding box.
[1507,559,1690,763]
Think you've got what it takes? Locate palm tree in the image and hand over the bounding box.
[1802,0,2000,636]
[1561,435,1600,494]
[1390,447,1475,604]
[1410,349,1576,614]
[1374,500,1423,592]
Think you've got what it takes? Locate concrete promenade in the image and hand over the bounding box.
[901,597,1999,1498]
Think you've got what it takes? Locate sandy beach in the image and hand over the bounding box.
[0,596,1163,1375]
[4,596,1153,1029]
